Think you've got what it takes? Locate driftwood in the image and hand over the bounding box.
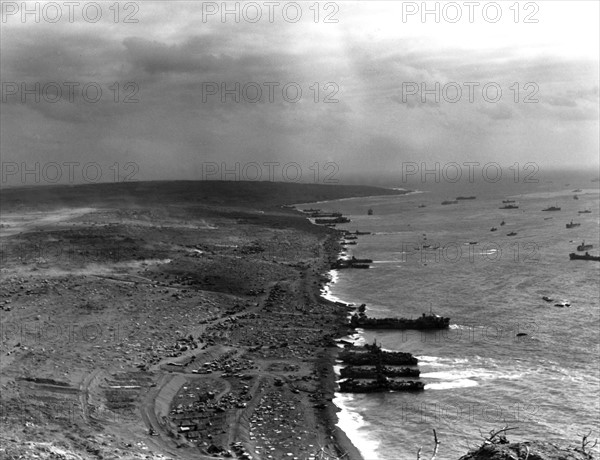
[313,443,349,460]
[479,425,517,444]
[578,429,598,455]
[417,429,440,460]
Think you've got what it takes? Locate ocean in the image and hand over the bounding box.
[306,172,600,459]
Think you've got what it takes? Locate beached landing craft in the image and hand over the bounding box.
[332,256,373,269]
[350,312,450,330]
[315,216,351,224]
[339,366,420,379]
[338,343,418,366]
[338,377,424,393]
[338,342,424,393]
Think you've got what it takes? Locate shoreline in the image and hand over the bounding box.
[295,205,367,460]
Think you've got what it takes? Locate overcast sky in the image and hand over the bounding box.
[1,1,598,185]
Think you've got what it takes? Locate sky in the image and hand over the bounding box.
[1,1,599,186]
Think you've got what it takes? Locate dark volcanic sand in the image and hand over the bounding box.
[0,181,406,460]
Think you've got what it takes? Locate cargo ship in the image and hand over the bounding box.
[569,252,600,261]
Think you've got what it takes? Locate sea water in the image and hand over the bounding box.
[308,173,600,459]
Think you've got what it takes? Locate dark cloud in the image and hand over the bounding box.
[1,2,598,183]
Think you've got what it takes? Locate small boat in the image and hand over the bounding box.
[542,296,554,302]
[542,206,561,211]
[490,227,497,232]
[577,241,593,251]
[456,196,476,200]
[500,220,506,226]
[566,221,581,228]
[507,231,517,236]
[502,199,516,203]
[578,210,591,214]
[554,300,571,308]
[441,200,458,205]
[367,208,373,215]
[570,252,600,261]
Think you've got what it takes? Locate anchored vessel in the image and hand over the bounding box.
[569,252,600,261]
[441,200,458,205]
[500,204,519,209]
[577,241,593,251]
[542,206,561,211]
[350,312,450,330]
[566,221,581,228]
